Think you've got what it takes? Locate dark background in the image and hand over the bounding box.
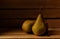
[0,0,60,32]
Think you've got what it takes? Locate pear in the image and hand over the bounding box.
[22,20,35,33]
[32,14,46,36]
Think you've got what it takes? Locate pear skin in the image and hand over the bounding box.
[22,20,35,33]
[32,14,46,36]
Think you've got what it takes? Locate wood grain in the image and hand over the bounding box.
[43,9,60,18]
[0,10,47,18]
[47,19,60,28]
[0,29,60,38]
[0,19,24,27]
[0,0,60,8]
[1,9,60,18]
[44,0,60,8]
[0,0,42,8]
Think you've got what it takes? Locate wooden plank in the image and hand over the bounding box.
[1,28,60,35]
[0,10,47,18]
[48,28,60,35]
[0,19,24,27]
[43,9,60,18]
[44,0,60,8]
[47,19,60,28]
[0,29,60,38]
[0,10,39,18]
[1,0,60,8]
[0,0,42,8]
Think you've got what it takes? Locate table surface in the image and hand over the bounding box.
[0,28,60,39]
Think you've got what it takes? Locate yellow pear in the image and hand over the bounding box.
[22,20,35,33]
[32,14,46,36]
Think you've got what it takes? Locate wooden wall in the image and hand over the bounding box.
[0,0,60,32]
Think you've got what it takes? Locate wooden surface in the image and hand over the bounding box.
[1,8,60,18]
[43,8,60,18]
[0,0,60,8]
[47,19,60,28]
[0,28,60,39]
[0,9,40,18]
[0,0,42,8]
[44,0,60,8]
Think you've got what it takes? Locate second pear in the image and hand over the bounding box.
[32,14,46,36]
